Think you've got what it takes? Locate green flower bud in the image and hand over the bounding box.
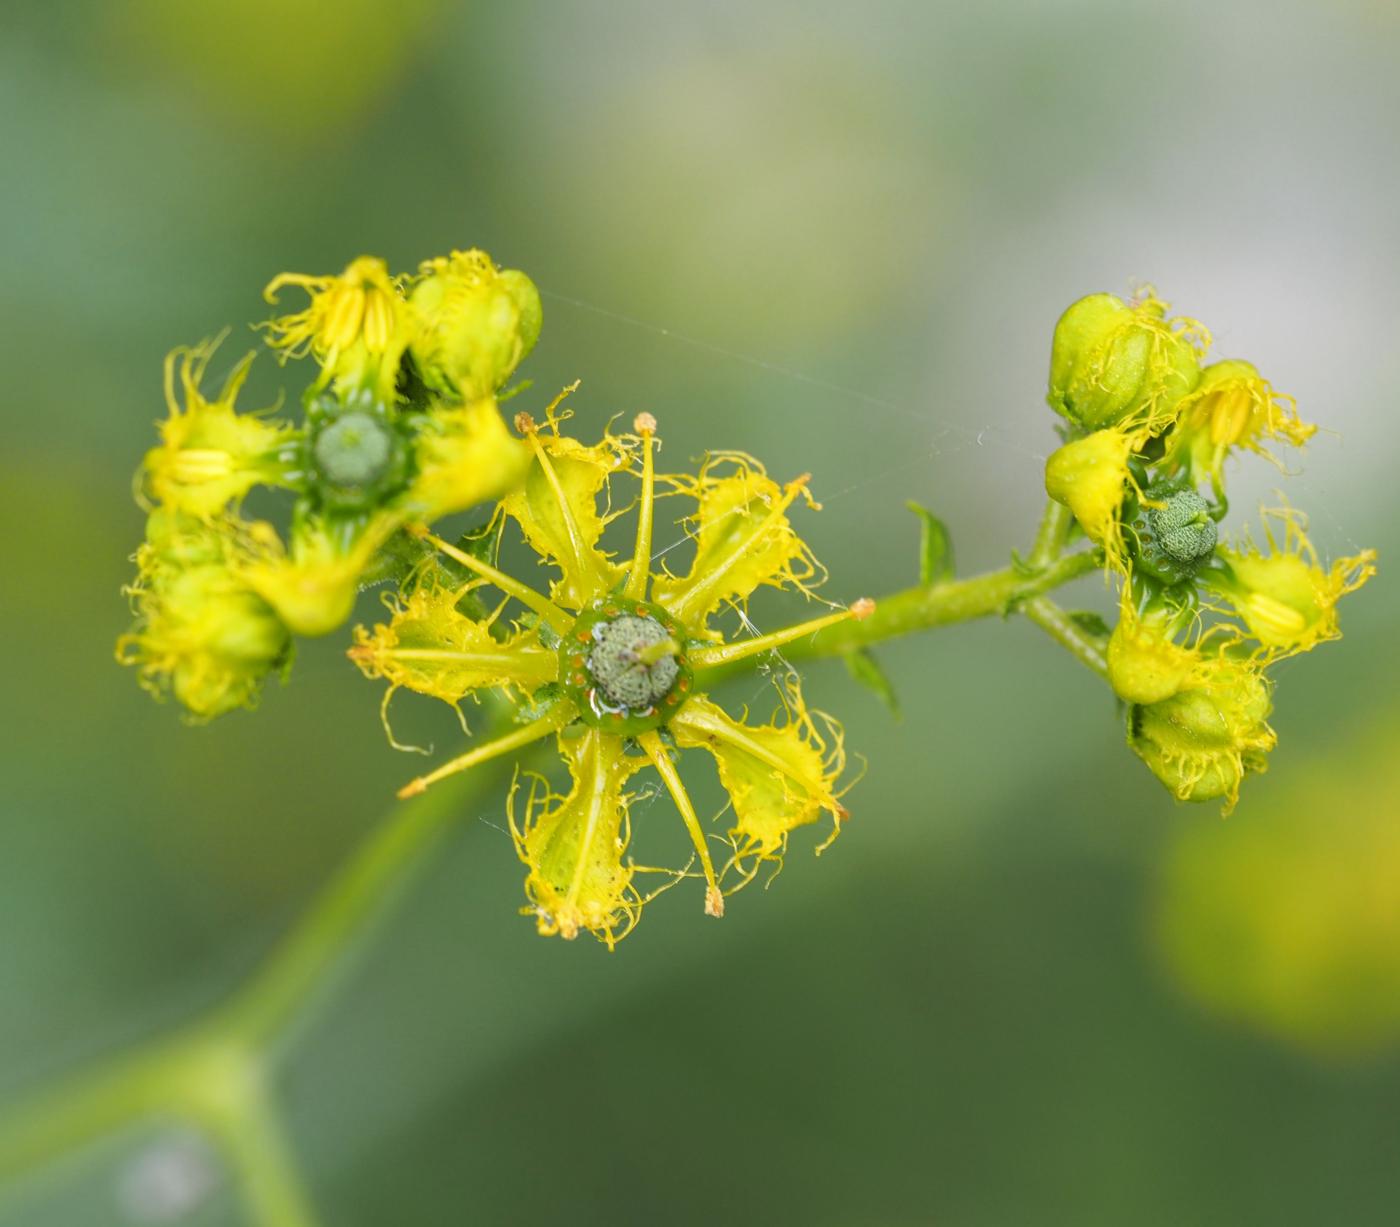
[1127,655,1275,814]
[1129,482,1218,586]
[409,250,543,399]
[1048,292,1203,431]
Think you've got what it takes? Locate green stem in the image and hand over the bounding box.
[213,1074,320,1227]
[0,537,1104,1213]
[1022,596,1110,678]
[1028,497,1074,568]
[217,768,495,1048]
[697,548,1100,683]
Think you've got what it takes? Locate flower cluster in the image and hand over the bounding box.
[119,250,539,719]
[350,398,873,946]
[1043,289,1376,812]
[119,249,872,945]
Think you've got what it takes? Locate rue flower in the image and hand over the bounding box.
[351,407,870,946]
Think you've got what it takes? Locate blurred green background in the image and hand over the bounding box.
[3,1,1399,1223]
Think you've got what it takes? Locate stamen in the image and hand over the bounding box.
[349,644,558,684]
[417,529,571,634]
[690,602,869,669]
[638,732,723,917]
[624,415,657,600]
[397,705,573,798]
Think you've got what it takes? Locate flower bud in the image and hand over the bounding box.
[119,554,291,721]
[1127,655,1275,813]
[408,250,542,399]
[1043,427,1135,570]
[1106,600,1196,705]
[1048,292,1203,431]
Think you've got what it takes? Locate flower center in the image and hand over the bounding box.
[309,406,409,511]
[559,596,693,734]
[1133,484,1218,586]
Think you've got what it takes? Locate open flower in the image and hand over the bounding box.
[263,256,413,402]
[1207,506,1376,657]
[143,339,294,519]
[1162,360,1316,497]
[350,405,870,946]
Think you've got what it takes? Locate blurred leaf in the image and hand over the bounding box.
[907,500,954,585]
[1066,610,1110,639]
[845,648,900,720]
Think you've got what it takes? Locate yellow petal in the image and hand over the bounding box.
[652,454,823,630]
[500,412,631,609]
[236,512,399,636]
[406,397,530,519]
[349,584,555,705]
[510,729,645,947]
[670,691,845,872]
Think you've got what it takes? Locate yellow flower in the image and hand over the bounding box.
[144,339,292,519]
[1047,289,1207,432]
[262,256,411,402]
[1127,651,1276,814]
[1162,359,1316,495]
[1209,506,1376,657]
[117,515,290,720]
[408,249,542,400]
[352,409,869,944]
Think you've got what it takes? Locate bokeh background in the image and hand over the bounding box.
[3,1,1399,1223]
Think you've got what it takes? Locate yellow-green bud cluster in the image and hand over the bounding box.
[120,249,540,720]
[1041,287,1374,813]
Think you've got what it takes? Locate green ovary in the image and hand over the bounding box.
[313,411,394,488]
[589,614,679,709]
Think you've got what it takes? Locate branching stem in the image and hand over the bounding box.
[1,507,1105,1223]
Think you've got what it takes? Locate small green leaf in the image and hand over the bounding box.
[1066,610,1111,639]
[907,501,954,585]
[845,648,901,720]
